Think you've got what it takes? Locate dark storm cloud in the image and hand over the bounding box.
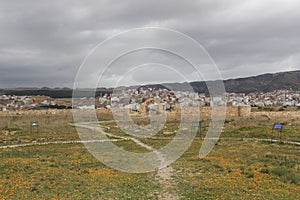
[0,0,300,88]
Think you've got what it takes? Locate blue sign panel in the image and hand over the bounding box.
[273,123,283,129]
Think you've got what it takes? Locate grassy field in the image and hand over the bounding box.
[0,110,299,199]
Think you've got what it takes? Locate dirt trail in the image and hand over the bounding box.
[154,153,180,200]
[74,122,180,200]
[0,139,125,149]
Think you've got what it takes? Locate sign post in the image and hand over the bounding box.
[30,122,39,134]
[192,121,202,136]
[272,123,284,142]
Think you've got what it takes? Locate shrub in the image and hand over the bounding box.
[283,173,300,184]
[240,166,245,172]
[260,167,270,174]
[226,167,232,173]
[271,167,300,185]
[271,167,286,177]
[246,172,255,178]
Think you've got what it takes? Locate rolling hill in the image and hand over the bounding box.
[1,70,300,97]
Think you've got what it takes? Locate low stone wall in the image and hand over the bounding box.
[168,106,251,118]
[1,106,299,119]
[250,111,300,119]
[0,107,250,118]
[199,106,251,118]
[0,109,72,116]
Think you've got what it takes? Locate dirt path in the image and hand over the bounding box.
[0,139,125,149]
[74,122,180,200]
[154,153,180,200]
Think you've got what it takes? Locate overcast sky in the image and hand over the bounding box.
[1,0,300,88]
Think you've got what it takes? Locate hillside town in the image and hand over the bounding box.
[0,95,57,111]
[1,88,300,112]
[99,88,300,112]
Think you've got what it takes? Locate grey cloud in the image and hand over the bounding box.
[0,0,300,88]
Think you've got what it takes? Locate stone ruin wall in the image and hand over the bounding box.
[162,106,251,118]
[0,106,299,119]
[0,109,72,116]
[250,111,300,119]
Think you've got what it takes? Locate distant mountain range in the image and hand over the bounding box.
[117,70,300,94]
[1,70,300,98]
[192,70,300,93]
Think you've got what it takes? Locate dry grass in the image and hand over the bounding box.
[0,110,299,199]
